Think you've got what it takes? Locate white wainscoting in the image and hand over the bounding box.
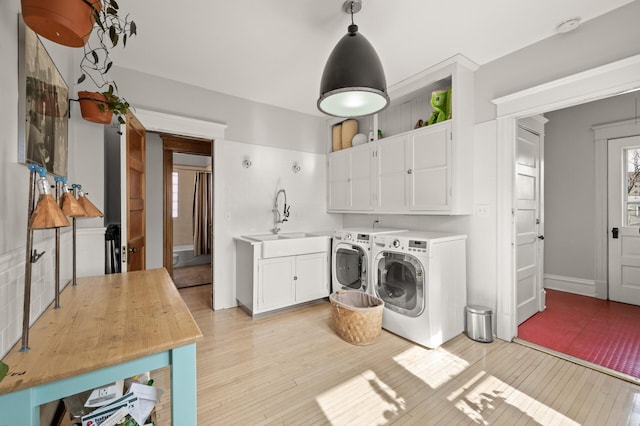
[544,273,599,298]
[0,231,73,358]
[76,227,106,277]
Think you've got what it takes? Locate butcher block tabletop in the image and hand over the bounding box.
[0,268,203,395]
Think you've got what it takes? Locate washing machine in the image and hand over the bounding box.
[331,227,405,293]
[371,231,467,348]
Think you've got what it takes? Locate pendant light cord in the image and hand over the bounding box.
[350,2,354,25]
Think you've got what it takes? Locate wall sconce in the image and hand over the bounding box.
[292,162,301,173]
[242,159,252,169]
[21,165,70,352]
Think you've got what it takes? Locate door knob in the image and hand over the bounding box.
[129,246,138,253]
[612,227,619,239]
[407,169,413,175]
[537,235,544,240]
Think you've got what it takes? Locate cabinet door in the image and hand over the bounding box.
[350,145,374,210]
[376,134,408,211]
[408,124,451,210]
[328,150,349,211]
[257,257,295,312]
[295,253,328,303]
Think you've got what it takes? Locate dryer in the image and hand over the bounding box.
[371,231,467,348]
[331,227,404,293]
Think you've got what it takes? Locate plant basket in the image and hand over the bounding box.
[78,91,113,124]
[21,0,101,48]
[329,291,384,345]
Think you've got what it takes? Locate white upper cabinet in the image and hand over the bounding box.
[376,134,408,211]
[328,143,374,211]
[326,54,477,215]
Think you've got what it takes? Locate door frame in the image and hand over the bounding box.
[124,108,226,309]
[493,54,640,341]
[597,121,640,301]
[161,135,212,277]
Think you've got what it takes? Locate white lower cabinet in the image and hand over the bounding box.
[257,252,328,314]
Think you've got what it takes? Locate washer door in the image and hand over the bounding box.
[334,244,367,291]
[375,252,425,317]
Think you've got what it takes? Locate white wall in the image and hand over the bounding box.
[0,2,105,358]
[544,92,640,283]
[214,140,343,308]
[109,67,328,154]
[475,1,640,123]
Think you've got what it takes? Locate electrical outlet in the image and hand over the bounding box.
[476,205,489,217]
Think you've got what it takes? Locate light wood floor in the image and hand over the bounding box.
[151,285,640,425]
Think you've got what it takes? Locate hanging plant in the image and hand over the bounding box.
[78,85,129,124]
[21,0,101,47]
[76,0,136,124]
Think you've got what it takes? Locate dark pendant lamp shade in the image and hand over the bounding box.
[318,22,389,118]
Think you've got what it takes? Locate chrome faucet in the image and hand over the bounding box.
[271,189,290,234]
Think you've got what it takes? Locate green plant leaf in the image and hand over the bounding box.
[94,11,104,31]
[130,21,137,36]
[77,74,86,84]
[110,0,120,10]
[0,361,8,383]
[106,6,117,16]
[109,26,118,46]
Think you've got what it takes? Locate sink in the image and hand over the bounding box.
[242,234,287,242]
[242,233,329,258]
[280,232,316,239]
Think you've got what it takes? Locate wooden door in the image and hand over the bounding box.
[515,125,544,324]
[126,111,146,271]
[608,135,640,305]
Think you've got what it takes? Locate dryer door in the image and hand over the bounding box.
[375,252,425,317]
[334,244,367,291]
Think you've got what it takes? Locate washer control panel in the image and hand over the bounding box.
[373,235,428,254]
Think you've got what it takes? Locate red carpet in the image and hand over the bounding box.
[518,289,640,379]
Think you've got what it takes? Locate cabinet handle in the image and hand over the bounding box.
[293,276,298,280]
[407,169,412,175]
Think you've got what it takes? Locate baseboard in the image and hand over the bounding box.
[544,274,597,297]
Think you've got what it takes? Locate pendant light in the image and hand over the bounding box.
[318,0,389,118]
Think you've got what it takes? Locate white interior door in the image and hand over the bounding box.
[608,135,640,305]
[516,125,544,325]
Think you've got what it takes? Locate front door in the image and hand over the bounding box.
[121,111,146,272]
[515,125,544,324]
[608,135,640,305]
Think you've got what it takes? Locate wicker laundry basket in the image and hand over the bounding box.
[329,291,384,345]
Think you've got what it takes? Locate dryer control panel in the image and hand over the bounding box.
[408,240,428,253]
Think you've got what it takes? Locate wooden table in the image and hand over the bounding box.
[0,268,203,425]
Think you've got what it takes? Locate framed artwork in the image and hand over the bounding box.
[18,16,69,177]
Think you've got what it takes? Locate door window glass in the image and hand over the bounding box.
[625,147,640,226]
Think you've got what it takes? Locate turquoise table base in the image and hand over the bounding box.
[0,343,197,426]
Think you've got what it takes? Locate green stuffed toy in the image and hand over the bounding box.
[0,361,8,383]
[427,88,451,125]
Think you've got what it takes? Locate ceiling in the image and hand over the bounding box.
[109,0,634,117]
